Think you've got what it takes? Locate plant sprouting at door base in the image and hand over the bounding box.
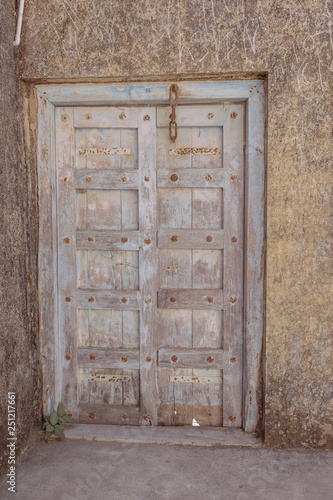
[43,402,76,440]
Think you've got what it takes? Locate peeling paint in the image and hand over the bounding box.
[169,147,221,156]
[78,147,131,156]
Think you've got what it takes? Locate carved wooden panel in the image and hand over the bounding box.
[54,103,244,427]
[156,105,244,427]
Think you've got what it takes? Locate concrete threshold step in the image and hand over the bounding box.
[63,424,263,448]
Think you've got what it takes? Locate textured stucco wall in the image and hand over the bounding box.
[19,0,332,447]
[0,0,40,481]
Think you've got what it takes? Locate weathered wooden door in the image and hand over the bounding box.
[56,102,244,427]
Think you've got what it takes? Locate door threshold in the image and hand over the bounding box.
[62,424,262,448]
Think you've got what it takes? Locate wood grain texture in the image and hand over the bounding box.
[157,106,225,426]
[56,106,78,417]
[76,190,139,231]
[169,375,222,384]
[79,373,133,383]
[38,93,57,415]
[157,168,224,188]
[38,86,265,434]
[78,348,140,369]
[158,289,223,310]
[76,250,139,290]
[38,81,261,105]
[192,189,223,229]
[158,348,224,368]
[157,122,223,171]
[157,105,224,127]
[73,107,139,128]
[78,404,140,425]
[158,229,224,249]
[138,107,159,425]
[158,189,192,228]
[192,310,222,348]
[74,169,139,189]
[192,250,223,289]
[76,230,139,250]
[77,309,139,348]
[76,290,140,310]
[222,103,245,428]
[244,85,265,433]
[158,250,191,289]
[158,404,222,427]
[74,128,138,170]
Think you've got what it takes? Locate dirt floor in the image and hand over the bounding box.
[0,436,333,500]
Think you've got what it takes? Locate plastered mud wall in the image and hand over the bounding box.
[19,0,333,447]
[0,0,40,480]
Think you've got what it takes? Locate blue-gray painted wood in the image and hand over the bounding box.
[37,80,265,434]
[37,80,263,106]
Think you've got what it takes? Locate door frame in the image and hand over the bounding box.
[37,80,265,434]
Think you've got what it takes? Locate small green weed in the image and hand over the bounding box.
[43,402,76,440]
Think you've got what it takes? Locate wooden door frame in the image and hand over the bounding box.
[37,80,265,434]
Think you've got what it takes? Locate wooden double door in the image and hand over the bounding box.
[56,102,244,427]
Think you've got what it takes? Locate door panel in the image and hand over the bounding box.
[55,103,244,427]
[156,105,244,427]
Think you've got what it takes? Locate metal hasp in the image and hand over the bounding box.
[169,84,179,142]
